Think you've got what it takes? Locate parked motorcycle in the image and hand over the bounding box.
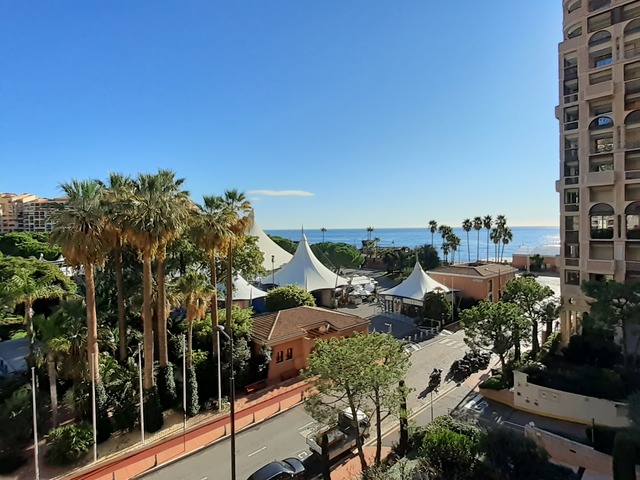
[429,368,442,389]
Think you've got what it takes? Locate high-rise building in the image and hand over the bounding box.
[557,0,640,342]
[0,193,66,234]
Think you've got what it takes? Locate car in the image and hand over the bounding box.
[246,457,305,480]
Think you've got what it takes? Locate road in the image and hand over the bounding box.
[143,328,476,480]
[145,406,318,480]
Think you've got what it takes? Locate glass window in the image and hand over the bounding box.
[286,348,293,360]
[565,270,581,285]
[588,12,612,32]
[590,101,612,116]
[565,216,580,231]
[568,24,583,39]
[568,0,582,13]
[565,189,580,204]
[624,1,640,21]
[590,69,612,84]
[276,351,284,363]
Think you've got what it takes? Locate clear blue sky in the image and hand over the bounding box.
[0,1,562,229]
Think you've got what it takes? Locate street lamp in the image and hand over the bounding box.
[271,255,275,286]
[216,324,236,480]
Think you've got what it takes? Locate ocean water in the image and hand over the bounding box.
[264,226,560,262]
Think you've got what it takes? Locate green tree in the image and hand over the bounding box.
[320,227,327,242]
[49,179,107,382]
[581,280,640,368]
[428,220,438,247]
[268,235,297,255]
[503,277,559,357]
[265,285,315,312]
[416,244,441,271]
[366,226,374,241]
[500,226,513,263]
[421,427,477,479]
[483,215,493,262]
[311,242,364,270]
[460,301,529,371]
[473,217,483,262]
[422,291,452,326]
[0,232,62,260]
[447,233,461,264]
[490,228,502,263]
[462,219,472,263]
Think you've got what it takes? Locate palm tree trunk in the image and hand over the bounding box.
[187,316,194,368]
[209,254,219,355]
[476,231,480,262]
[225,244,233,334]
[114,242,127,363]
[374,388,382,465]
[25,298,34,355]
[48,353,58,427]
[142,250,154,390]
[466,232,470,263]
[85,264,100,383]
[156,248,169,368]
[486,230,490,261]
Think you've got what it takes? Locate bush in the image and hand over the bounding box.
[185,365,200,417]
[265,285,316,312]
[479,374,510,391]
[157,364,177,409]
[0,449,26,474]
[562,333,621,369]
[0,384,34,444]
[427,415,482,442]
[95,382,112,443]
[538,332,561,364]
[143,387,164,433]
[45,424,93,466]
[420,427,477,479]
[526,365,625,401]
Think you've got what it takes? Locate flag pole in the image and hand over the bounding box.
[91,353,97,462]
[138,348,145,444]
[31,367,40,480]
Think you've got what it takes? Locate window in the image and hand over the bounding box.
[589,116,614,130]
[625,61,640,81]
[588,12,612,32]
[565,243,580,258]
[590,101,612,116]
[590,203,615,238]
[568,24,583,39]
[568,0,582,13]
[624,1,640,21]
[286,348,293,360]
[589,69,612,84]
[593,135,614,153]
[626,202,640,238]
[565,189,580,204]
[565,270,581,285]
[566,216,580,231]
[276,351,284,363]
[564,56,578,80]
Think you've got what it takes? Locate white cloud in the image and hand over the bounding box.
[248,189,314,197]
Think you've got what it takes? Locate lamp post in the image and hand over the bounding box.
[216,325,236,480]
[271,255,275,286]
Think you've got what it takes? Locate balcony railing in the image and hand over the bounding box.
[564,93,579,104]
[565,176,579,185]
[626,44,640,60]
[588,0,610,11]
[565,258,580,267]
[565,148,579,161]
[565,204,580,212]
[591,228,614,239]
[627,171,640,180]
[565,121,579,131]
[626,261,640,272]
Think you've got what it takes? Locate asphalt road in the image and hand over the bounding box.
[144,406,318,480]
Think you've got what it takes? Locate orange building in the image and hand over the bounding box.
[251,306,369,384]
[428,263,518,302]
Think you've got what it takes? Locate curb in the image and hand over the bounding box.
[131,396,305,479]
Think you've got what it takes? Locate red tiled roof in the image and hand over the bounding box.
[430,263,518,278]
[251,306,369,346]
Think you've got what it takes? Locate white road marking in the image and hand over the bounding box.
[444,339,457,346]
[248,446,267,457]
[298,421,316,430]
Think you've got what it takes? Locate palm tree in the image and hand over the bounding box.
[490,228,502,263]
[0,264,69,351]
[221,190,253,334]
[49,179,107,382]
[190,195,232,357]
[495,214,507,231]
[169,270,213,367]
[124,170,190,391]
[462,219,472,263]
[441,243,450,264]
[473,217,483,262]
[447,233,461,264]
[321,227,327,242]
[483,215,493,262]
[99,172,134,363]
[366,226,374,242]
[500,226,513,263]
[428,220,438,246]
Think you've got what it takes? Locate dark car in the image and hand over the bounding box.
[246,457,305,480]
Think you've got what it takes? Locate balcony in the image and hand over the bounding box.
[565,148,579,162]
[565,258,580,267]
[626,43,640,61]
[586,169,615,185]
[626,170,640,182]
[587,259,616,274]
[565,176,579,185]
[565,203,580,212]
[585,80,613,100]
[626,260,640,272]
[588,0,610,11]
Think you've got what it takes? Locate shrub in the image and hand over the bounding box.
[95,382,112,443]
[0,449,26,474]
[143,387,164,433]
[562,333,621,369]
[45,424,93,466]
[420,427,477,479]
[157,364,177,409]
[265,285,316,312]
[0,384,34,444]
[427,415,482,442]
[479,374,510,390]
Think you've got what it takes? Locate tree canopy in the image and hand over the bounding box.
[265,285,316,312]
[0,232,62,261]
[268,235,297,255]
[311,242,364,270]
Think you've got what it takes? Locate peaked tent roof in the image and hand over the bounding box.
[261,234,348,291]
[382,261,449,301]
[219,274,267,301]
[247,213,293,271]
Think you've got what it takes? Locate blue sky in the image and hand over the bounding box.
[0,1,562,229]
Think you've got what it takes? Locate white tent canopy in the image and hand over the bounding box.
[260,234,348,292]
[382,261,449,302]
[219,274,267,301]
[247,213,293,272]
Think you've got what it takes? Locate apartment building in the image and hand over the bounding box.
[557,0,640,342]
[0,193,66,234]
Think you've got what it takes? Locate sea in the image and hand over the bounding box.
[264,226,560,263]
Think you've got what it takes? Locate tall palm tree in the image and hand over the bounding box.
[495,214,507,231]
[321,227,327,242]
[428,220,438,247]
[490,228,502,263]
[49,179,107,382]
[124,170,190,391]
[462,219,472,263]
[190,195,232,356]
[500,226,513,263]
[366,226,374,242]
[99,172,134,363]
[221,190,253,334]
[473,217,483,262]
[169,270,213,367]
[441,243,450,264]
[483,215,493,262]
[447,233,461,264]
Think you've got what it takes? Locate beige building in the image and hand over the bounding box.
[0,193,66,234]
[557,0,640,342]
[428,263,518,302]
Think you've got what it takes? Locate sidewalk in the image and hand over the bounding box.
[7,378,309,480]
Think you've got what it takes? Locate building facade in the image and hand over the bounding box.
[557,0,640,342]
[0,193,66,234]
